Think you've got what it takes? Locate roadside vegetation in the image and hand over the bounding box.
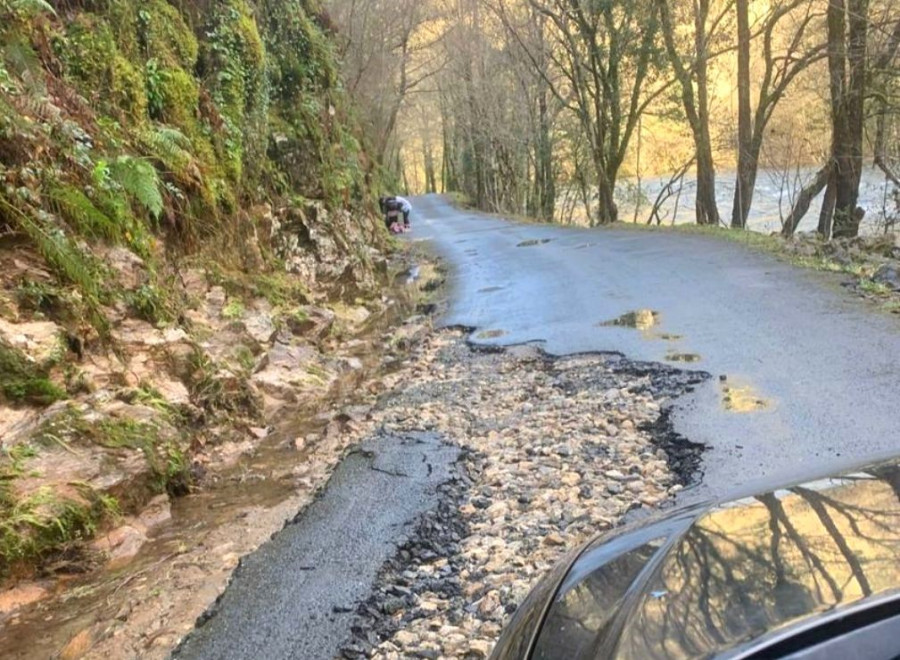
[0,0,394,579]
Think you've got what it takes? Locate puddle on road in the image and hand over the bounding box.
[516,239,553,247]
[721,378,771,413]
[666,351,702,363]
[477,286,504,293]
[599,309,660,331]
[600,311,705,363]
[475,329,507,339]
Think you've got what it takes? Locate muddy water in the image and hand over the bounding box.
[0,263,434,659]
[720,377,772,413]
[599,309,660,331]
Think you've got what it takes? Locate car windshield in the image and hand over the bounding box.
[615,466,900,659]
[531,533,668,660]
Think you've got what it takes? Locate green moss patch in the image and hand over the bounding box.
[0,340,66,406]
[0,482,119,573]
[33,407,191,496]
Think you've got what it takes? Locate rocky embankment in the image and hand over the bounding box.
[327,331,709,659]
[0,198,400,614]
[781,232,900,311]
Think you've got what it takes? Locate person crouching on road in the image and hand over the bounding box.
[379,195,412,233]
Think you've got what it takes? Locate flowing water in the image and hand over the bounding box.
[602,167,897,234]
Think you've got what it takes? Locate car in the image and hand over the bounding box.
[490,455,900,659]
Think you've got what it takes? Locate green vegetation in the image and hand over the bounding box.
[0,339,66,405]
[0,0,382,335]
[222,299,245,320]
[33,406,190,496]
[0,0,386,577]
[0,483,119,570]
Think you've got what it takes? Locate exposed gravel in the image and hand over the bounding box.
[337,330,709,659]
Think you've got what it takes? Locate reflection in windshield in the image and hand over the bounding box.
[617,465,900,659]
[533,539,664,660]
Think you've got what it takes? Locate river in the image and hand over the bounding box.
[600,167,899,234]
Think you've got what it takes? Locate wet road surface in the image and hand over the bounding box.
[412,194,900,501]
[174,432,458,660]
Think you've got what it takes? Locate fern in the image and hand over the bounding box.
[139,126,193,176]
[109,156,164,220]
[1,195,101,296]
[46,184,121,242]
[19,214,99,298]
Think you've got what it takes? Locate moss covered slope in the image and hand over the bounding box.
[0,0,382,309]
[0,0,389,577]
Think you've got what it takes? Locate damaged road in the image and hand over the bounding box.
[175,431,459,660]
[412,195,900,500]
[173,195,900,659]
[177,329,706,659]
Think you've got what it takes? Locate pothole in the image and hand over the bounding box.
[599,309,660,331]
[720,378,771,412]
[474,329,507,339]
[516,239,552,247]
[656,333,683,341]
[477,286,504,293]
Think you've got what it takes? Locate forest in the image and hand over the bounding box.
[327,0,900,238]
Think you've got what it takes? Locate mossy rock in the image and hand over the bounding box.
[56,14,149,122]
[137,0,199,69]
[0,484,118,571]
[57,15,117,92]
[156,66,200,129]
[113,54,149,121]
[32,406,191,497]
[0,340,66,406]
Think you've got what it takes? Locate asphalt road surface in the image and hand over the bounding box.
[174,432,458,660]
[412,194,900,501]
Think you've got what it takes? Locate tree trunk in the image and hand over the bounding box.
[597,173,618,224]
[782,164,831,236]
[423,139,437,194]
[658,0,720,226]
[732,0,752,228]
[536,88,555,221]
[818,167,837,236]
[696,143,719,225]
[826,0,869,239]
[693,2,719,227]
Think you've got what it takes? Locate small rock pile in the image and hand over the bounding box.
[341,332,708,658]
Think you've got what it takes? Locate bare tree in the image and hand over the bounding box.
[658,0,734,226]
[733,0,827,229]
[496,0,668,224]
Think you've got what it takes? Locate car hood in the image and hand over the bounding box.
[518,458,900,659]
